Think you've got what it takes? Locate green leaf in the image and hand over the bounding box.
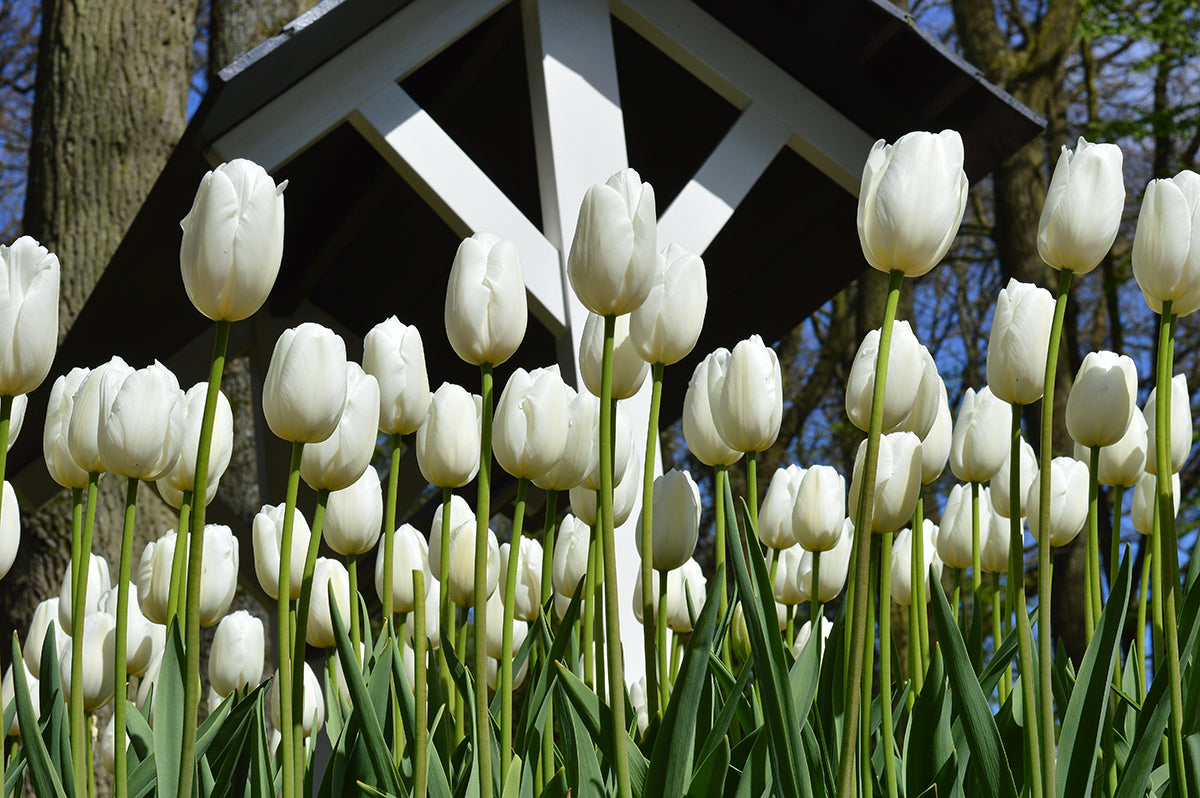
[1055,552,1132,798]
[9,634,67,798]
[515,585,583,754]
[555,685,605,798]
[928,571,1019,798]
[904,648,955,798]
[686,737,731,798]
[154,621,187,798]
[554,663,648,797]
[696,658,753,767]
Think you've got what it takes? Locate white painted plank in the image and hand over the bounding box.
[351,83,567,336]
[210,0,507,171]
[656,102,790,255]
[613,0,874,194]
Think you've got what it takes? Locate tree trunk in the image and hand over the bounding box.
[209,0,317,79]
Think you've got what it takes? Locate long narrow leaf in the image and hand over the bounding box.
[153,622,187,798]
[9,635,67,798]
[554,663,648,797]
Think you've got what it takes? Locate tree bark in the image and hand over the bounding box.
[209,0,317,79]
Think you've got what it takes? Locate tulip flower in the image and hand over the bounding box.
[67,356,133,474]
[846,321,926,433]
[634,468,701,570]
[668,559,707,633]
[919,379,952,483]
[428,495,473,577]
[97,361,183,481]
[58,611,115,711]
[416,383,481,488]
[629,243,707,365]
[773,545,808,605]
[757,465,804,550]
[208,610,264,697]
[1066,351,1138,448]
[136,531,179,625]
[445,232,527,366]
[1132,470,1180,535]
[1132,170,1200,317]
[484,589,529,658]
[269,663,324,737]
[24,598,66,680]
[1038,138,1125,274]
[99,587,156,678]
[180,159,286,322]
[532,386,594,492]
[991,436,1037,518]
[300,363,379,492]
[856,130,968,277]
[890,520,942,606]
[552,514,590,597]
[712,334,782,453]
[949,386,1009,484]
[1027,457,1090,547]
[1074,411,1147,488]
[445,519,500,608]
[375,524,429,614]
[0,236,60,396]
[159,382,233,495]
[43,368,91,489]
[792,616,834,660]
[848,431,923,534]
[980,506,1013,574]
[580,398,633,491]
[580,313,649,400]
[494,366,570,481]
[0,480,17,580]
[1144,374,1191,475]
[936,483,978,570]
[3,660,39,736]
[568,168,657,316]
[363,316,431,435]
[630,677,650,736]
[796,519,854,602]
[58,552,111,630]
[986,279,1056,405]
[896,347,942,440]
[262,322,348,444]
[499,538,542,623]
[195,524,240,626]
[793,465,846,552]
[323,466,384,556]
[570,446,639,528]
[306,557,351,648]
[252,504,311,600]
[683,350,741,467]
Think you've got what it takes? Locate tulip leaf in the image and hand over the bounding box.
[553,663,648,797]
[9,635,67,798]
[1055,552,1132,798]
[153,621,187,798]
[789,618,822,730]
[35,623,74,797]
[732,728,772,798]
[928,572,1018,798]
[124,701,154,763]
[696,658,753,768]
[515,583,584,753]
[555,686,605,798]
[686,736,731,798]
[705,653,756,740]
[903,646,955,798]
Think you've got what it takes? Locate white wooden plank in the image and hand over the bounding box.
[209,0,507,171]
[656,102,790,255]
[613,0,874,194]
[351,83,567,336]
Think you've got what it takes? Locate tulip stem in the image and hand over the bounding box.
[500,478,528,777]
[178,318,230,798]
[383,433,402,627]
[474,363,495,798]
[860,535,878,796]
[72,471,100,796]
[1110,485,1123,601]
[438,487,455,735]
[837,268,902,798]
[1154,306,1188,798]
[641,362,664,713]
[599,314,632,798]
[714,465,730,667]
[275,441,304,798]
[951,568,961,624]
[1086,446,1102,638]
[811,551,823,668]
[1008,402,1042,798]
[113,476,139,798]
[347,553,360,660]
[413,569,428,798]
[594,568,606,704]
[914,497,929,673]
[454,612,467,742]
[1135,542,1150,698]
[746,452,759,538]
[992,572,1008,703]
[293,486,329,792]
[972,482,982,593]
[908,523,920,708]
[656,568,669,713]
[166,490,193,624]
[880,531,898,798]
[540,489,559,787]
[582,517,598,688]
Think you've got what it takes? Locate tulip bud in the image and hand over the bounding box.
[792,465,845,552]
[59,551,111,630]
[571,446,639,527]
[1132,470,1180,535]
[1038,138,1125,274]
[252,503,311,600]
[0,235,60,395]
[136,531,178,625]
[269,662,324,737]
[59,611,116,711]
[324,467,384,556]
[307,558,351,648]
[845,321,926,433]
[24,598,66,681]
[97,361,184,481]
[159,383,233,496]
[416,383,481,488]
[363,316,430,435]
[1132,171,1200,317]
[668,559,707,633]
[262,323,348,444]
[99,586,156,678]
[445,519,500,608]
[0,481,17,581]
[635,468,700,570]
[494,366,570,481]
[986,279,1056,405]
[949,386,1009,484]
[683,349,741,467]
[485,589,529,658]
[486,652,530,691]
[2,660,38,736]
[712,335,782,453]
[1066,351,1138,449]
[631,566,662,625]
[773,545,808,605]
[936,483,977,570]
[580,313,649,400]
[376,524,429,614]
[405,577,441,650]
[980,505,1013,575]
[429,494,474,578]
[919,380,952,483]
[300,363,379,491]
[1144,374,1191,475]
[797,519,854,602]
[630,676,650,736]
[792,616,834,661]
[180,159,285,322]
[848,431,922,533]
[757,465,804,550]
[1027,457,1089,547]
[499,538,543,623]
[990,436,1037,518]
[568,168,657,316]
[857,130,968,277]
[890,519,942,606]
[552,514,590,597]
[208,610,265,697]
[1074,411,1147,488]
[581,398,633,491]
[532,386,593,492]
[897,347,942,440]
[44,368,91,489]
[629,244,707,365]
[196,525,239,626]
[67,356,132,474]
[445,232,527,366]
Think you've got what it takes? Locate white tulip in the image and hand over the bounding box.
[552,514,590,598]
[1074,411,1147,489]
[300,363,380,491]
[936,483,978,570]
[986,279,1056,406]
[67,356,132,474]
[683,349,741,467]
[949,386,1010,484]
[262,323,348,444]
[209,611,265,697]
[891,520,943,606]
[1027,457,1090,547]
[445,232,527,366]
[324,466,384,556]
[757,465,805,550]
[845,321,926,433]
[0,480,17,581]
[568,168,657,316]
[494,366,570,481]
[429,494,474,578]
[98,586,156,678]
[445,520,500,608]
[0,236,59,396]
[1066,351,1138,449]
[919,379,952,484]
[532,385,594,492]
[1037,138,1125,274]
[58,551,111,630]
[159,382,233,495]
[630,243,707,365]
[252,503,311,601]
[796,518,854,603]
[363,316,430,435]
[1132,170,1200,316]
[848,431,923,534]
[269,662,323,737]
[1144,374,1191,475]
[1132,471,1180,536]
[58,611,115,711]
[43,368,91,489]
[375,524,429,614]
[499,538,543,623]
[24,598,67,681]
[793,465,846,553]
[306,558,351,649]
[990,436,1037,519]
[580,312,649,401]
[416,383,481,488]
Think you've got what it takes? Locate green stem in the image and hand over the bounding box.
[599,314,631,798]
[582,517,598,688]
[915,497,929,672]
[972,481,982,594]
[1110,485,1124,602]
[1151,504,1164,673]
[1135,543,1150,698]
[952,567,962,624]
[275,441,304,798]
[656,569,669,714]
[670,633,682,682]
[538,487,559,782]
[348,553,360,658]
[992,572,1009,703]
[500,478,528,777]
[880,532,897,798]
[1085,446,1100,637]
[837,268,902,798]
[293,486,328,793]
[438,488,455,737]
[178,319,230,798]
[1154,307,1188,798]
[113,477,139,798]
[166,491,192,624]
[747,452,758,539]
[454,610,467,743]
[72,472,100,795]
[908,518,921,707]
[383,433,402,627]
[860,535,879,796]
[812,551,823,671]
[594,564,606,704]
[85,712,95,798]
[641,362,664,712]
[714,465,730,667]
[475,363,494,798]
[413,570,428,798]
